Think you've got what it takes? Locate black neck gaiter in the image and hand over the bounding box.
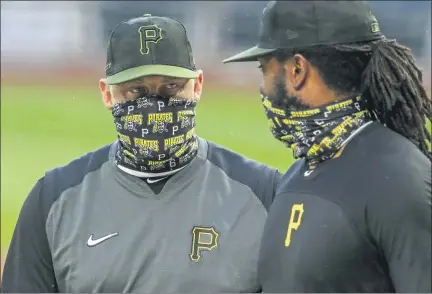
[261,92,372,165]
[112,96,198,177]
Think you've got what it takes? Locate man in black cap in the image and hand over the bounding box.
[2,15,281,292]
[224,1,431,292]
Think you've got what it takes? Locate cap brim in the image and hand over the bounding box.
[106,64,199,85]
[222,46,276,63]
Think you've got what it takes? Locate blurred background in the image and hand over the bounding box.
[1,0,431,278]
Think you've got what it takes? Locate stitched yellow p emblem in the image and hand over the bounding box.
[190,226,219,262]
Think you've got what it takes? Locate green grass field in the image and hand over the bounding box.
[1,83,294,251]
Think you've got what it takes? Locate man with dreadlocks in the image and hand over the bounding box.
[223,1,431,293]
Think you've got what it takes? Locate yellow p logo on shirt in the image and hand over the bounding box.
[190,226,219,262]
[285,203,304,247]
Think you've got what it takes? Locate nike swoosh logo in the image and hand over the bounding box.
[146,176,168,184]
[304,170,314,177]
[87,233,118,247]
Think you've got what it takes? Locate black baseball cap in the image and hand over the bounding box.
[223,1,384,63]
[106,14,198,85]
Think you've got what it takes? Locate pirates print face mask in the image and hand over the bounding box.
[261,89,372,166]
[112,95,198,177]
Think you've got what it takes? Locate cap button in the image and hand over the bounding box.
[143,14,152,17]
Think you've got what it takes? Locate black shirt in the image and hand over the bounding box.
[258,122,431,292]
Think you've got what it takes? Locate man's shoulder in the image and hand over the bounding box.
[363,143,431,216]
[42,143,113,195]
[21,143,114,222]
[203,138,280,178]
[346,123,430,192]
[320,122,430,224]
[350,122,428,166]
[201,138,281,210]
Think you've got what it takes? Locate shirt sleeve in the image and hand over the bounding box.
[260,169,282,210]
[271,171,282,201]
[1,178,59,293]
[368,186,432,292]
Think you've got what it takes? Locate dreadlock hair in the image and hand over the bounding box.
[274,38,432,160]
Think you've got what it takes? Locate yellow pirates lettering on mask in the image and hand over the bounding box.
[123,149,136,159]
[186,128,195,140]
[178,110,194,128]
[134,138,159,152]
[118,134,132,146]
[148,112,174,133]
[295,125,303,131]
[147,159,170,171]
[174,138,197,158]
[262,98,272,109]
[282,119,302,125]
[354,110,368,120]
[121,114,143,130]
[179,141,198,164]
[148,159,169,166]
[164,135,185,151]
[307,143,325,157]
[189,139,199,151]
[332,117,356,136]
[263,99,285,116]
[332,124,347,136]
[123,156,137,167]
[271,107,285,116]
[148,113,173,124]
[320,136,338,149]
[274,117,283,127]
[326,100,353,112]
[177,110,194,121]
[290,142,298,150]
[281,134,295,142]
[291,109,320,118]
[174,143,188,157]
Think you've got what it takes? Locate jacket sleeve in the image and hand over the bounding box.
[1,178,59,293]
[271,171,282,201]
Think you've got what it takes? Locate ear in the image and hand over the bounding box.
[193,70,204,100]
[99,78,113,109]
[285,54,309,91]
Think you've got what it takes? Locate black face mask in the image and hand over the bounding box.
[112,95,198,177]
[261,88,372,165]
